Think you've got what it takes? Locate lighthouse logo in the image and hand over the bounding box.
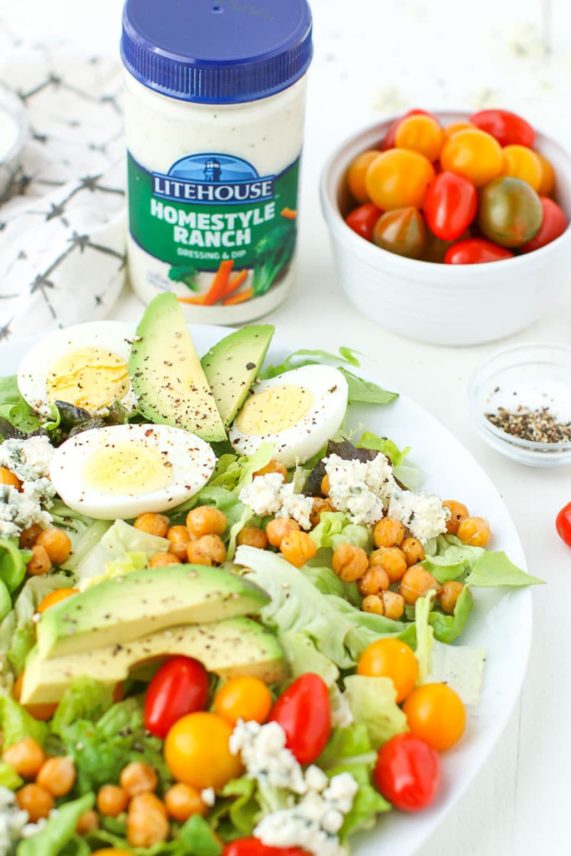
[152,153,275,205]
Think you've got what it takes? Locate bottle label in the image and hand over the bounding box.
[127,151,300,301]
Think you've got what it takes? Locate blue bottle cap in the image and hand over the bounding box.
[121,0,313,105]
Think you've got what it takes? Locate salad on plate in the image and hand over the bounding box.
[0,294,541,856]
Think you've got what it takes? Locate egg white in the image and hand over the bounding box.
[17,321,134,414]
[49,424,216,519]
[229,365,349,467]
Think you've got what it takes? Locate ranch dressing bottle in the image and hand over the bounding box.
[121,0,312,323]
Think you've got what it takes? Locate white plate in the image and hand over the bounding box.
[0,325,531,856]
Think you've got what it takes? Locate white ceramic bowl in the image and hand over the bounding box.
[320,110,571,346]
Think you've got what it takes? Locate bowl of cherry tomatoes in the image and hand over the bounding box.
[320,108,571,345]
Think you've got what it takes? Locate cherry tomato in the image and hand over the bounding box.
[556,502,571,547]
[381,109,436,150]
[440,129,503,187]
[536,152,556,196]
[501,145,542,191]
[374,733,440,812]
[36,588,78,613]
[269,674,331,765]
[214,676,273,726]
[345,203,382,241]
[520,197,568,252]
[357,638,418,703]
[422,171,478,241]
[347,151,379,204]
[223,839,309,856]
[403,684,466,751]
[365,149,435,211]
[164,712,242,790]
[145,656,209,738]
[443,121,474,138]
[372,207,426,259]
[479,177,543,247]
[395,115,443,162]
[470,108,535,148]
[444,238,513,264]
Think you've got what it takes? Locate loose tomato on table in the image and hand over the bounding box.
[470,108,535,148]
[444,238,513,264]
[345,202,382,240]
[372,207,427,259]
[374,733,441,812]
[403,683,466,751]
[422,171,478,241]
[269,673,331,765]
[381,108,436,150]
[144,656,209,738]
[556,502,571,547]
[520,197,568,252]
[223,839,309,856]
[479,177,543,247]
[440,128,503,187]
[365,149,435,210]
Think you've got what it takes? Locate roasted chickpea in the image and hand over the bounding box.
[358,567,390,596]
[457,516,491,547]
[27,544,52,576]
[369,547,407,583]
[362,591,405,620]
[401,537,425,567]
[35,528,72,565]
[439,580,465,614]
[332,543,369,582]
[186,534,226,566]
[400,565,441,605]
[19,524,42,549]
[127,793,169,848]
[373,517,405,549]
[97,784,130,816]
[237,526,268,549]
[76,809,99,834]
[3,738,45,780]
[443,500,469,535]
[134,512,169,538]
[253,459,288,479]
[186,506,227,539]
[120,761,158,797]
[265,517,300,548]
[320,474,330,496]
[17,783,54,821]
[309,498,335,528]
[164,783,206,822]
[0,467,21,490]
[166,525,191,560]
[149,552,181,568]
[279,531,317,568]
[37,755,76,797]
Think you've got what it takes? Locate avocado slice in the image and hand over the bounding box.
[129,293,226,442]
[22,617,287,705]
[37,565,269,659]
[201,325,274,426]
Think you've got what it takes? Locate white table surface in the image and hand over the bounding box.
[5,0,571,852]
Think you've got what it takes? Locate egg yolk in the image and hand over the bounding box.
[82,442,172,496]
[47,347,130,412]
[236,385,313,435]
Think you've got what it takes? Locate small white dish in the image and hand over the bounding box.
[0,84,28,201]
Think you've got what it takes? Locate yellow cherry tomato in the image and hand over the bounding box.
[501,145,542,190]
[164,712,242,790]
[36,588,78,614]
[403,683,466,751]
[357,638,419,703]
[440,128,503,187]
[347,150,379,204]
[536,151,556,196]
[444,121,474,138]
[395,114,443,162]
[214,676,273,726]
[365,149,435,211]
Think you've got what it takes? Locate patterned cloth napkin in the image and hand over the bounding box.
[0,28,126,342]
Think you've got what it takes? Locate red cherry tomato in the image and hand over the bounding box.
[374,733,441,812]
[144,656,209,738]
[422,171,478,241]
[470,109,535,148]
[556,502,571,547]
[270,674,331,765]
[381,109,436,151]
[345,203,382,241]
[520,197,568,252]
[444,238,514,265]
[223,840,309,856]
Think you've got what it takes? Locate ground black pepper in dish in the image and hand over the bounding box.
[485,406,571,443]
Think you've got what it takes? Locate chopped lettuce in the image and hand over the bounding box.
[423,535,542,588]
[0,694,48,748]
[343,675,408,748]
[51,677,114,735]
[0,538,29,593]
[357,430,410,469]
[281,631,340,686]
[426,641,485,706]
[302,564,361,607]
[212,776,260,840]
[16,794,94,856]
[0,760,23,790]
[429,585,474,644]
[207,443,274,493]
[414,592,436,681]
[74,519,168,585]
[82,551,148,590]
[0,579,11,621]
[310,511,373,552]
[340,369,398,406]
[0,376,41,434]
[466,550,544,588]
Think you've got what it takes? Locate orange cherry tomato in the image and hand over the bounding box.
[395,115,443,162]
[440,129,503,187]
[164,712,242,790]
[381,108,437,150]
[365,150,435,211]
[403,683,467,751]
[444,121,474,138]
[36,588,78,614]
[357,638,419,703]
[536,152,556,196]
[214,676,273,726]
[347,151,379,204]
[501,145,542,191]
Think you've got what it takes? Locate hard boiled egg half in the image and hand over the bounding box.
[229,365,348,467]
[18,321,134,415]
[49,424,216,519]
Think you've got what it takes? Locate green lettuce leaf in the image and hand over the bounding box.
[302,565,361,607]
[74,519,168,585]
[310,511,373,552]
[0,376,41,434]
[16,794,95,856]
[429,586,474,644]
[281,631,340,686]
[0,579,11,622]
[465,550,544,587]
[414,592,436,681]
[426,641,485,706]
[207,443,275,493]
[339,369,398,406]
[179,814,222,855]
[0,760,23,789]
[212,776,260,840]
[422,534,485,582]
[343,675,408,748]
[0,695,48,747]
[51,677,114,735]
[357,431,410,469]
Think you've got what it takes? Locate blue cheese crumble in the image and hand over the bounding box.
[0,437,56,539]
[239,474,313,530]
